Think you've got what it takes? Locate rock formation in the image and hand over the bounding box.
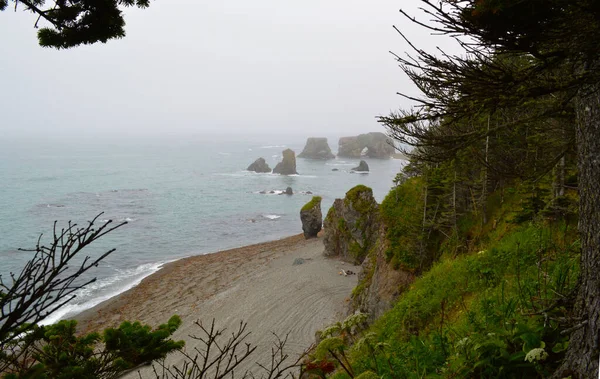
[272,149,298,175]
[352,160,369,172]
[337,132,395,159]
[300,196,322,239]
[323,185,380,265]
[350,228,415,321]
[285,187,293,195]
[298,138,335,160]
[338,137,362,158]
[247,158,271,173]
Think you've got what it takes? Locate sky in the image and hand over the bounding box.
[0,0,459,140]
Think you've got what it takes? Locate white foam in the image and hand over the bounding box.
[259,145,286,149]
[262,214,281,220]
[38,261,167,325]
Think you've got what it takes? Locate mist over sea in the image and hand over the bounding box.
[0,133,405,323]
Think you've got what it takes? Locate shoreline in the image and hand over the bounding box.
[74,233,358,376]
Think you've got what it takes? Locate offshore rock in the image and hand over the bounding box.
[337,137,362,158]
[247,157,271,173]
[285,187,294,195]
[298,137,335,160]
[300,196,322,239]
[272,149,298,175]
[352,160,369,172]
[337,132,395,159]
[323,185,380,265]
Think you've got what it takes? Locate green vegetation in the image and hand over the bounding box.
[317,187,580,378]
[302,196,323,212]
[3,316,184,378]
[344,186,377,215]
[380,177,425,271]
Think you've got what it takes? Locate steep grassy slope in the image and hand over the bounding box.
[313,180,580,378]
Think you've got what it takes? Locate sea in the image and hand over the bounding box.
[0,133,405,324]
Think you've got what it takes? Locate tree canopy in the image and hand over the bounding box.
[1,0,149,48]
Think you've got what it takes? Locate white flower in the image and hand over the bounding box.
[524,348,548,362]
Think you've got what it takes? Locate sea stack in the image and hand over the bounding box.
[247,157,271,173]
[300,196,322,239]
[337,132,395,158]
[298,138,335,160]
[323,185,380,264]
[272,149,298,175]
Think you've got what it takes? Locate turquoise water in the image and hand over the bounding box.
[0,134,404,323]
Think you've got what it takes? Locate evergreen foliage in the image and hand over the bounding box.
[1,0,150,48]
[2,316,183,378]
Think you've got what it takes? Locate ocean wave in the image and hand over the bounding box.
[257,190,285,195]
[215,172,279,178]
[36,203,66,208]
[39,261,167,326]
[259,145,286,149]
[262,214,281,220]
[326,163,354,166]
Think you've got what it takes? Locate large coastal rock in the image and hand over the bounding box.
[247,157,271,173]
[338,137,362,158]
[352,160,369,172]
[272,149,298,175]
[298,138,335,160]
[300,196,322,239]
[323,185,380,265]
[349,228,415,322]
[337,132,395,159]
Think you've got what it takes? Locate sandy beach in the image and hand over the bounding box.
[75,233,358,377]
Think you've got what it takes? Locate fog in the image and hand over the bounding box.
[0,0,459,139]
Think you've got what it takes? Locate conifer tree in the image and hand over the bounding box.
[382,1,599,376]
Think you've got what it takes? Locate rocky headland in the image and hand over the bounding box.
[322,184,413,321]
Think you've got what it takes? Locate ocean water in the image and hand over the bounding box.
[0,134,405,323]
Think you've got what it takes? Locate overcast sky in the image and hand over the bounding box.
[0,1,458,139]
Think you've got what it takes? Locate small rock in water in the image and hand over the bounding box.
[293,258,305,266]
[351,160,369,172]
[332,168,339,171]
[269,190,275,194]
[306,191,313,194]
[285,186,293,195]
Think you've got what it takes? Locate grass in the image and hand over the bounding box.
[302,196,322,211]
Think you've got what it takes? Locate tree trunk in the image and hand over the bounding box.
[553,86,600,378]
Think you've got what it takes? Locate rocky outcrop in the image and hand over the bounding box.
[298,138,335,160]
[352,160,369,172]
[337,132,395,159]
[300,196,322,239]
[350,228,415,322]
[247,157,271,173]
[272,149,298,175]
[323,185,380,265]
[338,137,362,158]
[285,187,293,195]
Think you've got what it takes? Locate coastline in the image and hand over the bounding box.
[74,233,358,376]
